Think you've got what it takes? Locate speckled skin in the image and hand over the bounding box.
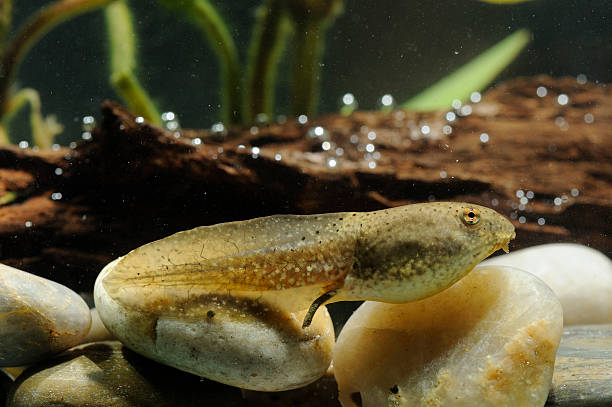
[102,202,514,317]
[94,202,515,391]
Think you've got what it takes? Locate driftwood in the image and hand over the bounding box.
[0,75,610,293]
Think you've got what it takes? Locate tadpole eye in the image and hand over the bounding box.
[462,207,481,226]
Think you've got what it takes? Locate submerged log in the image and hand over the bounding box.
[0,75,610,292]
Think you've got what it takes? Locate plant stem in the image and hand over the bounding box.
[290,19,324,117]
[244,0,289,124]
[1,88,63,148]
[0,0,12,50]
[0,0,115,114]
[161,0,241,124]
[105,0,161,124]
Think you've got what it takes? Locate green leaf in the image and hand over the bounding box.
[106,0,161,125]
[402,29,530,111]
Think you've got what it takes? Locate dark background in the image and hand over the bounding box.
[8,0,612,144]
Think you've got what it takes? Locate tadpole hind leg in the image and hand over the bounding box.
[302,289,338,328]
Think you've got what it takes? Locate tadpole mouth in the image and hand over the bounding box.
[493,229,516,255]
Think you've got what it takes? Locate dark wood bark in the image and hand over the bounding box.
[0,75,610,292]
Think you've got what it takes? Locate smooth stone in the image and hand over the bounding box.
[546,324,612,406]
[243,366,340,407]
[333,265,563,407]
[483,243,612,325]
[81,308,114,344]
[6,341,245,407]
[0,263,91,366]
[94,258,335,391]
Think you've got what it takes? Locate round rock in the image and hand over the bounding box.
[483,243,612,325]
[94,259,335,391]
[6,341,245,407]
[0,263,91,366]
[333,265,563,407]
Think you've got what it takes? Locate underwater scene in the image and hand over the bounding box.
[0,0,610,406]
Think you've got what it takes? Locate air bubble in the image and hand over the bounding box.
[340,93,358,115]
[459,105,472,116]
[576,74,587,84]
[536,86,547,97]
[51,192,63,201]
[135,116,145,124]
[368,161,376,169]
[479,133,489,143]
[379,94,395,111]
[451,99,462,109]
[274,154,282,161]
[211,122,225,134]
[518,216,526,224]
[469,92,482,103]
[255,113,269,125]
[192,138,202,145]
[537,218,545,226]
[25,221,32,228]
[298,115,308,124]
[307,126,328,140]
[584,113,594,124]
[365,143,375,153]
[570,188,579,197]
[439,171,447,179]
[161,112,175,121]
[54,168,63,176]
[445,112,456,122]
[557,94,569,106]
[327,158,337,168]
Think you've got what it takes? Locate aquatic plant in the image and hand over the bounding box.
[0,0,116,147]
[105,0,160,125]
[0,0,531,147]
